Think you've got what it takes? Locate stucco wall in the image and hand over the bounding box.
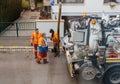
[52,0,120,18]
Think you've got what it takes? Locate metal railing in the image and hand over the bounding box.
[0,22,35,37]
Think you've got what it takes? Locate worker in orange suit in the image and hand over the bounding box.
[36,33,48,64]
[30,28,41,59]
[49,29,59,57]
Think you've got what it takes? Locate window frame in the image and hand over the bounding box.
[57,0,84,4]
[104,0,120,3]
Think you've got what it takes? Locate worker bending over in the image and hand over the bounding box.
[36,33,48,64]
[30,28,41,58]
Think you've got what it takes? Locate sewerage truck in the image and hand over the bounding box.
[62,13,120,84]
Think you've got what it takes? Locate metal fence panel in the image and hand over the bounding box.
[0,22,35,37]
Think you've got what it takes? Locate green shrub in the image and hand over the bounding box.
[0,0,22,32]
[22,0,29,9]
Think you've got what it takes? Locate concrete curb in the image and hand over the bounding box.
[0,46,33,49]
[0,46,62,52]
[0,46,63,49]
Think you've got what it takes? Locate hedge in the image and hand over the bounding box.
[0,0,22,32]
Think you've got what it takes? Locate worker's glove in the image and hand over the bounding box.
[50,37,53,41]
[31,43,33,46]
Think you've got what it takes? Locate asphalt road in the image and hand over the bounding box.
[0,51,100,84]
[0,37,53,46]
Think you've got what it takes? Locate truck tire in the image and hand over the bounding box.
[102,66,120,84]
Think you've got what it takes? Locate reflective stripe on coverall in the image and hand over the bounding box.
[36,36,48,63]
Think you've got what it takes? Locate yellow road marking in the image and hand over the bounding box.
[10,46,18,48]
[0,46,60,49]
[0,46,4,48]
[25,46,33,48]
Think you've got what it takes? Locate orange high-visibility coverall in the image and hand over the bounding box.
[50,32,59,56]
[31,32,41,57]
[51,32,59,45]
[36,36,48,63]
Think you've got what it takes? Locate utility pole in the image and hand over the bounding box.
[57,1,62,56]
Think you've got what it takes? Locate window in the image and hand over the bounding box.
[57,0,84,3]
[104,0,120,3]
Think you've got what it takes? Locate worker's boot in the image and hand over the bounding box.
[35,56,37,59]
[51,49,54,52]
[37,61,41,64]
[36,59,41,64]
[36,57,41,64]
[43,59,48,64]
[54,52,59,57]
[54,53,57,57]
[57,52,60,57]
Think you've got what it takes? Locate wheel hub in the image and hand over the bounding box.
[110,72,120,84]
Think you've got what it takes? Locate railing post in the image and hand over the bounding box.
[16,22,19,37]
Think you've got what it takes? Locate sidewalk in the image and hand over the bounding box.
[0,36,53,47]
[0,10,42,46]
[17,10,40,22]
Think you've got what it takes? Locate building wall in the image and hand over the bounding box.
[36,20,64,37]
[52,0,120,18]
